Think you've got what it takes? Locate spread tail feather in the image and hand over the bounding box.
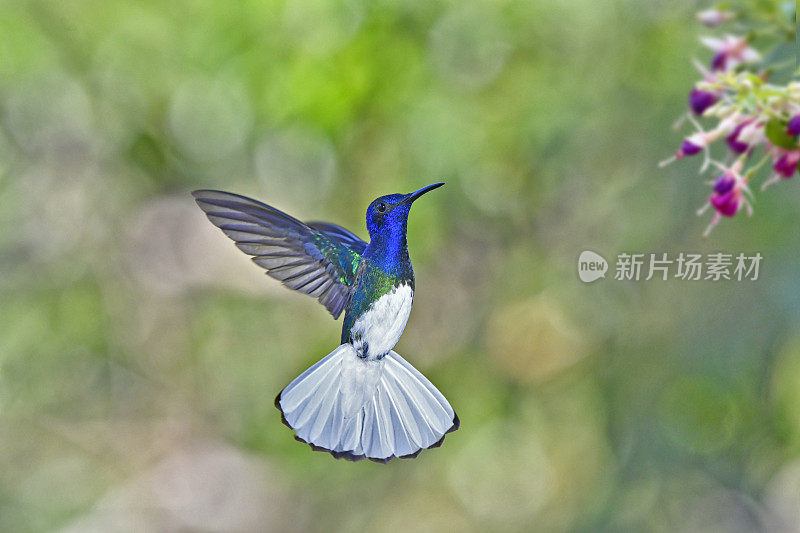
[275,344,459,462]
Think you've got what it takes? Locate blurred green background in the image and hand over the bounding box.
[2,0,800,531]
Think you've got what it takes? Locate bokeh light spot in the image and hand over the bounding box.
[254,126,337,208]
[283,0,365,57]
[168,75,253,163]
[428,5,511,90]
[447,419,552,525]
[657,375,739,454]
[486,295,588,383]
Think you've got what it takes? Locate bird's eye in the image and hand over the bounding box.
[376,202,387,213]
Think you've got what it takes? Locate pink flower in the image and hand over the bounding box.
[700,35,760,71]
[696,9,734,27]
[709,189,741,217]
[708,172,743,217]
[774,151,800,178]
[761,149,800,190]
[699,161,752,237]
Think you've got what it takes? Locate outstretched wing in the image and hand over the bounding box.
[306,221,367,255]
[193,190,364,319]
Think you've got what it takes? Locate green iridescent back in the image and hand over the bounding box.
[341,260,414,344]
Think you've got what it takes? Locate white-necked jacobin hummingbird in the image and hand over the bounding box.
[193,183,459,463]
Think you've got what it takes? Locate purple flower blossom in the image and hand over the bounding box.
[709,170,743,217]
[726,121,752,153]
[711,51,727,71]
[688,88,718,115]
[701,35,760,71]
[787,115,800,136]
[660,133,710,168]
[666,9,792,235]
[696,160,751,237]
[773,151,800,178]
[679,138,703,156]
[709,190,741,217]
[713,174,736,194]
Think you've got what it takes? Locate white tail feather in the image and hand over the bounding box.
[276,344,459,462]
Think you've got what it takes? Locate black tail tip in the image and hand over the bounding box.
[449,412,460,433]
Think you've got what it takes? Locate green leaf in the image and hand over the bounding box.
[744,73,764,86]
[765,119,798,149]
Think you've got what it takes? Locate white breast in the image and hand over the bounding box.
[351,284,414,360]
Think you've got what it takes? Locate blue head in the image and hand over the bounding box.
[364,183,444,275]
[366,183,444,240]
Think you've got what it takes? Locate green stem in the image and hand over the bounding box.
[745,151,773,180]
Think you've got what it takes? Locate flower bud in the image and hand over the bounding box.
[774,151,800,178]
[726,120,752,154]
[713,173,736,194]
[711,50,727,71]
[688,88,718,115]
[660,134,708,167]
[677,138,703,158]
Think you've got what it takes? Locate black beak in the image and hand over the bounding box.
[404,182,444,204]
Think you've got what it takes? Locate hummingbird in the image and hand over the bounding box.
[193,183,459,463]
